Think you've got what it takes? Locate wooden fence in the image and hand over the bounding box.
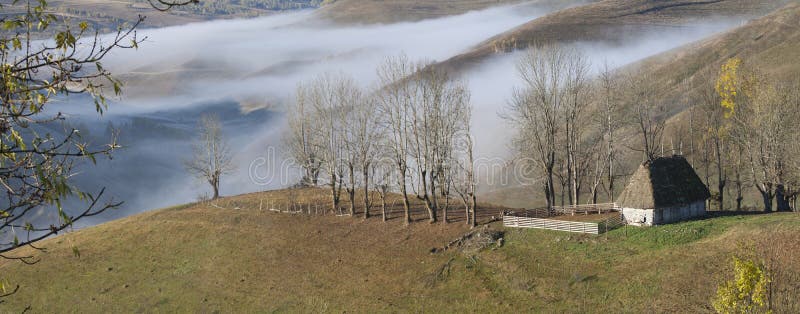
[503,216,601,234]
[503,212,626,235]
[553,203,620,216]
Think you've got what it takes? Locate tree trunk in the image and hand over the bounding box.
[441,192,449,225]
[736,187,743,211]
[776,184,791,212]
[760,188,774,212]
[735,169,744,211]
[348,165,356,216]
[329,173,339,214]
[212,179,220,200]
[362,166,370,219]
[464,200,470,226]
[718,180,726,211]
[470,192,477,228]
[715,139,726,211]
[547,155,556,211]
[421,171,437,224]
[544,183,553,216]
[399,166,411,225]
[380,191,387,222]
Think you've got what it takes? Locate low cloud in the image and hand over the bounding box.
[57,4,745,223]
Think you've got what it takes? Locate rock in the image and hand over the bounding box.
[437,226,505,254]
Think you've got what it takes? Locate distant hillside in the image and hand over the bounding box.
[316,0,594,24]
[624,2,800,109]
[1,188,798,312]
[2,0,321,33]
[436,0,794,71]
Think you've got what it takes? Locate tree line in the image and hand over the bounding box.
[284,55,478,226]
[504,44,800,213]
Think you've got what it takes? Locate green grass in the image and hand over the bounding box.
[0,189,798,312]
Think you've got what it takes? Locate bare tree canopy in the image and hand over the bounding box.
[504,44,593,209]
[184,114,236,200]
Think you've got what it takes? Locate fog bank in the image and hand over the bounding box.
[57,3,745,225]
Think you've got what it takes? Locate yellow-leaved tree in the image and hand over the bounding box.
[713,252,771,314]
[715,58,744,118]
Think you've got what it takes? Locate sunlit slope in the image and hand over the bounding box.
[436,0,794,71]
[1,188,799,312]
[316,0,593,24]
[625,2,800,108]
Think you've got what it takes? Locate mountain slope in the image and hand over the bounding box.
[316,0,593,24]
[627,1,800,106]
[2,0,318,33]
[1,188,799,312]
[437,0,794,71]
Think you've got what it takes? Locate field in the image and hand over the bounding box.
[1,188,798,312]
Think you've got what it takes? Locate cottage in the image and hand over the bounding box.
[617,156,710,226]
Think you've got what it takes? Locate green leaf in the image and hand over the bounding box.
[11,37,21,50]
[55,31,76,50]
[10,129,25,150]
[3,20,16,30]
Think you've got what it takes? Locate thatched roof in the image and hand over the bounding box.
[617,156,710,209]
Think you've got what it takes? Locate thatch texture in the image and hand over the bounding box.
[617,156,710,209]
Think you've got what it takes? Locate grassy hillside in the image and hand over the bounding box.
[624,2,800,108]
[1,0,320,33]
[316,0,593,24]
[436,0,794,71]
[1,188,798,312]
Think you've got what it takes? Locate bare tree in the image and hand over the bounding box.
[452,109,478,228]
[372,157,395,222]
[407,67,470,224]
[725,61,799,212]
[696,72,729,211]
[376,55,418,225]
[625,70,666,161]
[375,56,472,224]
[563,50,592,205]
[285,86,323,186]
[347,93,383,219]
[184,114,235,200]
[300,73,352,215]
[504,45,590,210]
[597,63,621,202]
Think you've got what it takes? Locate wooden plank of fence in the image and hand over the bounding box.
[503,216,600,234]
